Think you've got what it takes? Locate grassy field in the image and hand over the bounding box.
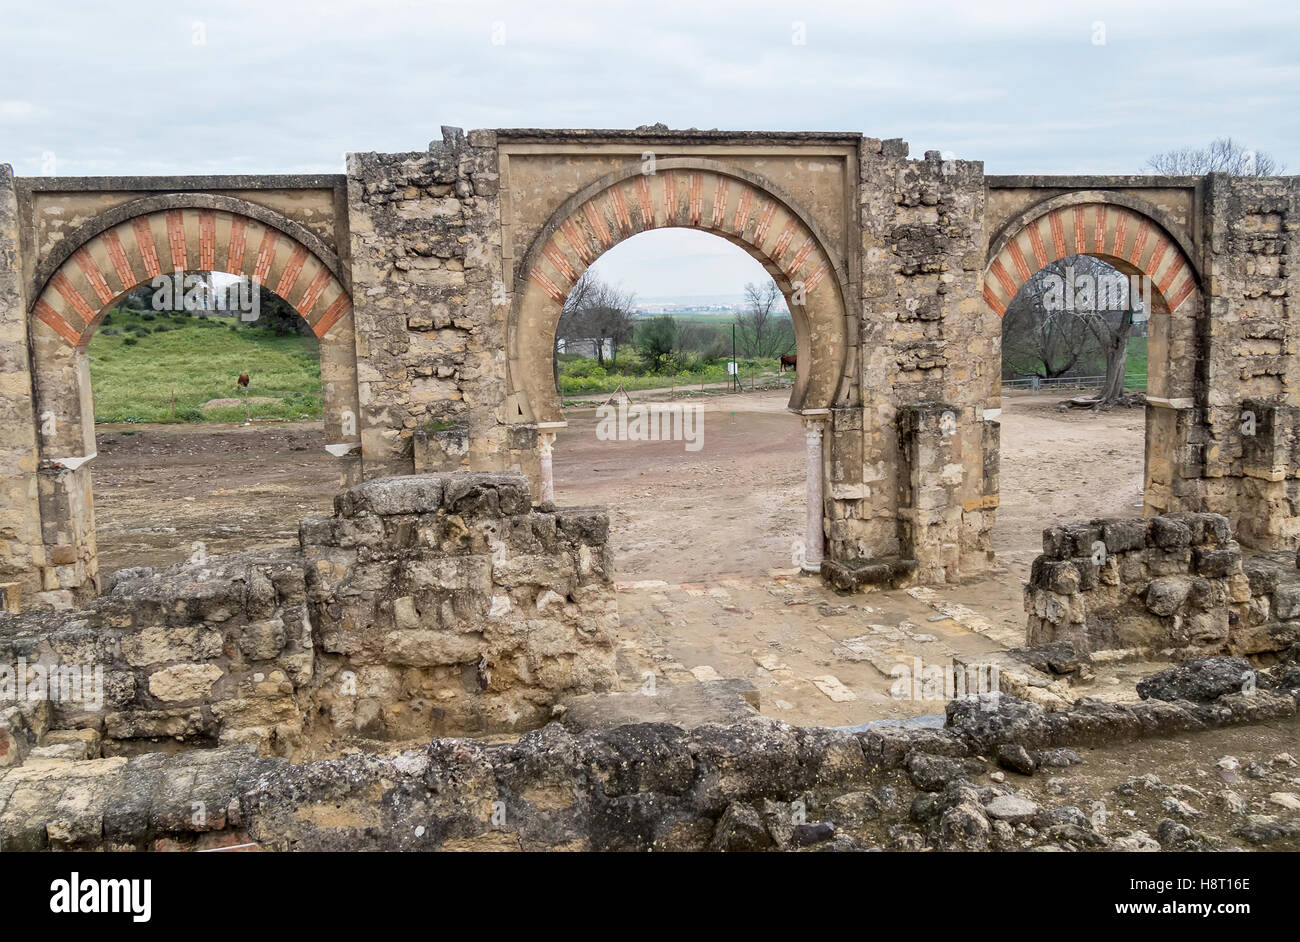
[1003,335,1150,391]
[87,309,322,424]
[557,354,783,396]
[1124,335,1148,388]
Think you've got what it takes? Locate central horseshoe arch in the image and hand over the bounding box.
[507,158,854,425]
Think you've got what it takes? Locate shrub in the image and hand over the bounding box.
[636,316,678,372]
[562,358,607,379]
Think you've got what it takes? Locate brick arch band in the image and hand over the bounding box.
[982,196,1202,404]
[29,199,361,460]
[508,160,853,424]
[31,205,352,349]
[982,201,1199,317]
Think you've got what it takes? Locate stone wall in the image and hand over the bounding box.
[0,167,45,612]
[345,128,539,485]
[0,550,310,765]
[830,144,995,587]
[1025,512,1300,657]
[1,472,617,760]
[4,656,1298,851]
[1199,175,1300,549]
[301,472,617,738]
[4,134,1299,610]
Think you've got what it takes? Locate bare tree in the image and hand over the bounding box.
[554,270,598,391]
[1002,255,1141,406]
[553,271,637,388]
[1001,264,1101,379]
[1146,137,1286,176]
[582,280,637,365]
[737,279,795,358]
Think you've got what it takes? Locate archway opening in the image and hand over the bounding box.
[995,252,1151,575]
[84,274,344,575]
[27,204,360,597]
[548,228,805,584]
[980,200,1201,599]
[507,163,851,431]
[542,225,856,719]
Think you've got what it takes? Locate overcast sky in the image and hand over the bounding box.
[2,0,1295,298]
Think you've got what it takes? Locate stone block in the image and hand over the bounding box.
[148,664,224,703]
[1150,516,1194,549]
[239,617,287,661]
[1243,559,1282,596]
[442,472,531,517]
[1274,585,1300,621]
[1145,577,1191,617]
[1032,559,1080,595]
[104,707,211,740]
[1099,518,1146,554]
[335,475,445,517]
[1193,545,1242,578]
[554,507,610,545]
[381,630,483,667]
[121,627,224,667]
[1041,526,1073,560]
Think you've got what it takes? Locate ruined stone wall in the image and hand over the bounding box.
[1,472,619,758]
[831,143,992,587]
[5,664,1298,851]
[300,472,617,738]
[0,167,44,613]
[4,134,1299,610]
[1197,175,1300,549]
[0,551,311,766]
[345,129,539,485]
[1025,512,1300,657]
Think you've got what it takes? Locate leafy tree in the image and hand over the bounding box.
[636,315,679,372]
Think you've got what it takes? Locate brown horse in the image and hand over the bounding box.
[779,354,797,373]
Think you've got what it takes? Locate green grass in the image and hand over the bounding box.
[1124,335,1148,389]
[1003,335,1149,391]
[556,356,784,396]
[649,311,745,324]
[87,309,322,424]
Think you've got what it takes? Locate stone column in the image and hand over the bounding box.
[0,164,46,610]
[803,414,827,572]
[538,430,556,504]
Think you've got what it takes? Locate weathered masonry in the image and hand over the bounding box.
[1,128,1297,610]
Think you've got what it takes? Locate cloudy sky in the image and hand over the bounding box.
[2,0,1295,297]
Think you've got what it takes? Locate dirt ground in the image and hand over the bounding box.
[90,387,1151,730]
[92,422,341,575]
[548,386,1148,726]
